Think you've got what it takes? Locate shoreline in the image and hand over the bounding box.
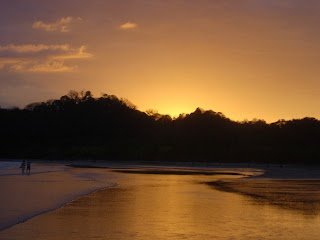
[1,159,319,232]
[2,183,118,231]
[2,158,318,171]
[0,163,118,231]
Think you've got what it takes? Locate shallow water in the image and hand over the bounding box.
[0,161,20,170]
[1,171,320,240]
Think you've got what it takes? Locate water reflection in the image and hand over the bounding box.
[1,172,320,240]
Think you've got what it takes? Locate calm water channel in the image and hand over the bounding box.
[1,171,320,240]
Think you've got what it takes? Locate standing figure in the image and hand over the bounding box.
[20,160,26,174]
[26,160,31,174]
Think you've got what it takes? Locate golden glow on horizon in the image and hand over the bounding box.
[151,106,194,119]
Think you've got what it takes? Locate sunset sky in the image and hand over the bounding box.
[1,0,320,122]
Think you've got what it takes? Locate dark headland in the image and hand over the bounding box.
[1,90,319,165]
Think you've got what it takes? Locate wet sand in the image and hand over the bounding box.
[207,165,320,214]
[0,162,117,231]
[1,166,320,240]
[1,160,320,239]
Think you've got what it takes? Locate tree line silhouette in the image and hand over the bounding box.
[1,90,319,164]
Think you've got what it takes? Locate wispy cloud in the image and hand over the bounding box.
[0,44,92,72]
[28,61,77,72]
[0,44,70,55]
[54,46,93,60]
[32,17,82,32]
[120,22,138,30]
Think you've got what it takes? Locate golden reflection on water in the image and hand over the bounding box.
[1,172,320,240]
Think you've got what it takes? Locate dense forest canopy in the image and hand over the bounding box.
[1,90,319,164]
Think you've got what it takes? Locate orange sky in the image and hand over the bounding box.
[1,0,320,122]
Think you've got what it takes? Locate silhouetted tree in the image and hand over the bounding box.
[0,90,319,164]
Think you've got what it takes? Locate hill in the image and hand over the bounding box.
[1,90,319,164]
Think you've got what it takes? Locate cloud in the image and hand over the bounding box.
[120,22,138,30]
[0,44,92,73]
[54,45,93,60]
[0,44,70,57]
[28,61,77,72]
[32,17,81,32]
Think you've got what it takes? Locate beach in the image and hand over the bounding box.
[0,161,118,231]
[1,160,320,239]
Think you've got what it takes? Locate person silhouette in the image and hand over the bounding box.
[26,160,31,174]
[20,160,26,174]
